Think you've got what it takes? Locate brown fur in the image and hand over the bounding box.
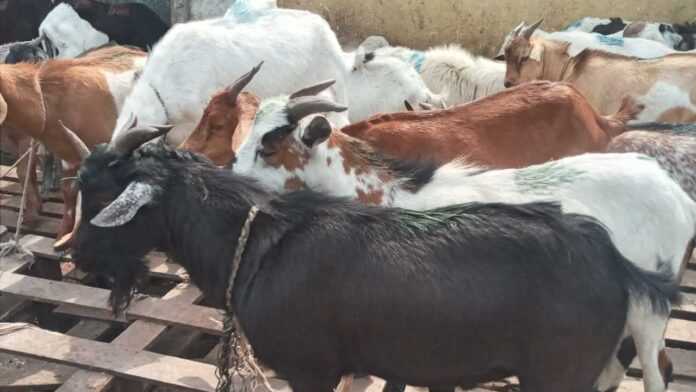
[179,91,259,166]
[341,81,639,167]
[0,45,146,246]
[505,35,696,121]
[623,22,647,37]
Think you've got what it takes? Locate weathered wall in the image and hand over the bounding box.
[279,0,696,56]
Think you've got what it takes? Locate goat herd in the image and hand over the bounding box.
[2,1,696,392]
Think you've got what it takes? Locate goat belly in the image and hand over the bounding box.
[233,202,629,387]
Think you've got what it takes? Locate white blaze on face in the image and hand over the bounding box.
[232,96,297,192]
[39,4,109,58]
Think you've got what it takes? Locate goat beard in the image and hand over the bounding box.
[107,258,149,316]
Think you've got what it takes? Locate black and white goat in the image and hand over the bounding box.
[63,125,679,392]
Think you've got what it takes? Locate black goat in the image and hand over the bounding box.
[72,0,169,50]
[5,40,48,63]
[64,125,679,392]
[674,22,696,51]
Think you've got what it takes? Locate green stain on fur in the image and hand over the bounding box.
[514,161,584,195]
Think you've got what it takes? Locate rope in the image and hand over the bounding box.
[0,139,37,259]
[216,205,272,392]
[0,148,32,180]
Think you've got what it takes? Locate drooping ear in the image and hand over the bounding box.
[91,182,159,227]
[301,116,332,148]
[230,92,260,153]
[0,92,7,126]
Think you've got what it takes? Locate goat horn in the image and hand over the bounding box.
[225,61,263,102]
[512,21,526,37]
[286,96,347,124]
[108,125,174,156]
[522,19,544,39]
[58,120,91,160]
[116,112,138,136]
[289,80,337,99]
[419,102,435,111]
[404,100,415,111]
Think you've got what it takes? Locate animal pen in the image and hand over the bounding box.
[1,0,696,391]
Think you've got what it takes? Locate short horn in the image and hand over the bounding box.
[108,125,174,156]
[286,96,347,124]
[116,112,138,136]
[512,21,526,37]
[225,61,263,102]
[522,19,544,39]
[404,100,415,111]
[289,80,336,99]
[58,120,91,160]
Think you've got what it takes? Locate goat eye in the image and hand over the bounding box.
[257,148,274,159]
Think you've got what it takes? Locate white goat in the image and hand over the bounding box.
[39,3,109,58]
[113,3,439,145]
[374,44,505,105]
[496,20,683,60]
[232,91,696,392]
[564,17,692,50]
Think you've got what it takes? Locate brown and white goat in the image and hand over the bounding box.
[0,45,146,248]
[503,23,696,123]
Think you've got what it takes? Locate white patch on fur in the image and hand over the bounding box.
[635,81,696,122]
[529,43,544,61]
[103,57,147,113]
[552,30,676,58]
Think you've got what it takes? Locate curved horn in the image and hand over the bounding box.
[58,120,91,160]
[404,100,415,111]
[286,96,348,124]
[225,61,263,102]
[116,112,138,136]
[289,80,336,99]
[108,125,174,156]
[512,21,526,37]
[522,19,544,39]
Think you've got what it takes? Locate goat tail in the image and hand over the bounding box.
[615,253,681,316]
[602,96,645,137]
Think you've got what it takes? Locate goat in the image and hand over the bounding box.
[607,124,696,203]
[224,88,694,392]
[502,22,696,122]
[38,3,109,58]
[0,45,146,248]
[495,20,682,60]
[374,44,505,105]
[62,123,679,392]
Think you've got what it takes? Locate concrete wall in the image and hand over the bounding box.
[279,0,696,56]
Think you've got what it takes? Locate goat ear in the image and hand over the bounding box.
[231,93,259,153]
[301,116,332,148]
[91,182,159,227]
[529,43,544,62]
[0,92,7,126]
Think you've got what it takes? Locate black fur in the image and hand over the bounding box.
[73,142,679,392]
[72,1,169,50]
[674,22,696,51]
[5,42,48,63]
[616,337,637,369]
[592,17,627,35]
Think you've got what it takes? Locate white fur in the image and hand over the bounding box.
[111,6,349,146]
[39,4,109,58]
[565,17,684,50]
[634,81,696,122]
[236,103,695,392]
[564,17,617,32]
[375,45,505,105]
[103,57,147,113]
[347,50,446,121]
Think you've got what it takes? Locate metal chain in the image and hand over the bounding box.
[216,205,271,392]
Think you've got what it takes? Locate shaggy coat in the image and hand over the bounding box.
[71,140,678,392]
